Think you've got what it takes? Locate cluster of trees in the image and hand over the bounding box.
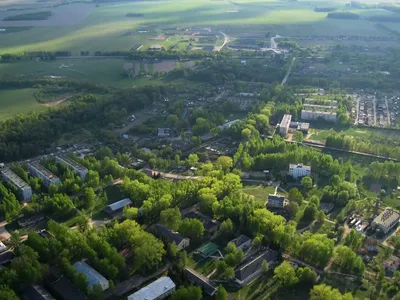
[3,11,52,21]
[0,183,20,221]
[320,175,358,206]
[160,208,205,239]
[327,12,360,19]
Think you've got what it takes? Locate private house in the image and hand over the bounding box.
[230,235,252,251]
[184,211,220,234]
[47,270,87,300]
[22,285,56,300]
[155,224,190,250]
[364,238,378,252]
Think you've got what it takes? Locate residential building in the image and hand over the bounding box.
[127,277,175,300]
[28,161,60,187]
[104,198,133,215]
[47,274,87,300]
[289,121,310,134]
[301,110,337,122]
[184,211,220,234]
[1,167,32,201]
[18,213,45,228]
[23,285,56,300]
[230,235,252,250]
[218,119,241,130]
[73,261,109,291]
[155,224,190,250]
[289,163,311,179]
[364,238,378,252]
[279,114,292,136]
[235,249,278,286]
[372,209,400,234]
[55,155,88,180]
[157,128,171,137]
[185,267,217,296]
[0,251,14,266]
[267,194,286,209]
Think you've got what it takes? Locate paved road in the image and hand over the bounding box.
[281,57,296,85]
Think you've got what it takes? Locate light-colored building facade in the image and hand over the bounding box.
[56,155,88,180]
[73,261,109,291]
[28,161,60,187]
[301,110,337,122]
[279,114,292,136]
[1,168,32,201]
[372,209,400,234]
[267,194,286,209]
[289,163,311,179]
[127,277,175,300]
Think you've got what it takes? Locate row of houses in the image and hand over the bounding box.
[0,154,88,201]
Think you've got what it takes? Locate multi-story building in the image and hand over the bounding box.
[289,163,311,179]
[128,277,176,300]
[267,194,286,209]
[28,161,60,187]
[301,110,337,122]
[55,155,88,180]
[1,168,32,201]
[279,114,292,136]
[372,209,400,234]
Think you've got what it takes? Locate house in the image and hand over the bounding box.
[55,155,88,180]
[73,261,109,291]
[288,163,311,179]
[23,285,56,300]
[364,238,378,252]
[18,213,45,228]
[1,167,32,201]
[383,256,400,277]
[279,114,292,136]
[230,235,252,250]
[267,194,286,209]
[235,249,278,286]
[103,198,133,215]
[372,209,400,234]
[184,211,220,234]
[155,224,190,250]
[157,128,171,137]
[185,267,217,296]
[127,277,175,300]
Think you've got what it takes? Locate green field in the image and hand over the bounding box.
[0,88,46,119]
[1,0,398,54]
[242,184,277,203]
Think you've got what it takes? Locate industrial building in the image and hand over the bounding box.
[279,114,292,136]
[73,261,109,291]
[127,277,175,300]
[1,168,32,201]
[289,163,311,179]
[267,194,286,209]
[56,155,88,180]
[104,198,132,215]
[301,110,337,122]
[372,209,400,234]
[28,162,60,187]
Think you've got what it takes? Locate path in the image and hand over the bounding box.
[41,96,73,107]
[281,57,296,85]
[215,31,230,52]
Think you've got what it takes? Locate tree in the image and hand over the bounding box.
[123,207,139,220]
[85,170,100,188]
[187,154,199,167]
[216,260,228,277]
[88,284,104,300]
[84,187,96,210]
[262,260,269,274]
[301,176,313,189]
[297,267,317,285]
[216,156,233,173]
[225,242,236,254]
[310,284,353,300]
[302,203,317,222]
[288,188,304,205]
[167,114,179,128]
[160,208,181,231]
[178,219,204,239]
[334,245,365,275]
[293,131,304,142]
[286,201,299,219]
[219,219,234,238]
[241,128,252,140]
[167,242,179,258]
[171,286,202,300]
[223,267,235,280]
[9,230,22,253]
[11,245,45,285]
[199,192,217,214]
[316,210,326,224]
[274,261,298,287]
[216,285,228,300]
[0,285,18,300]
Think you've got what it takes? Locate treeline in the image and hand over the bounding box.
[3,11,52,21]
[314,7,337,12]
[327,12,360,19]
[126,13,144,17]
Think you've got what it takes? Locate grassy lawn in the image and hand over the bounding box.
[187,254,216,276]
[0,88,46,120]
[242,184,276,204]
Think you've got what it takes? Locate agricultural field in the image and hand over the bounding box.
[1,0,399,54]
[0,88,46,120]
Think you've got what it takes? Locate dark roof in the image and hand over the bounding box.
[23,285,56,300]
[18,213,45,227]
[48,276,87,300]
[235,249,278,281]
[231,235,251,248]
[268,194,285,201]
[184,211,220,232]
[0,251,14,265]
[155,224,186,245]
[185,267,216,296]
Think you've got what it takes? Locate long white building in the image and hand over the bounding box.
[28,161,60,187]
[279,114,292,136]
[301,110,337,122]
[1,168,32,201]
[289,163,311,179]
[128,277,175,300]
[56,155,88,180]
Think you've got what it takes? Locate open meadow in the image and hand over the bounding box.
[0,88,46,119]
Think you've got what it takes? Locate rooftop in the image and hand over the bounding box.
[184,211,220,232]
[29,161,59,181]
[280,114,292,127]
[127,277,175,300]
[235,249,278,281]
[73,261,109,290]
[23,285,56,300]
[1,167,30,189]
[268,194,285,201]
[373,209,400,228]
[56,155,88,172]
[104,198,132,213]
[289,163,311,170]
[230,234,251,248]
[185,267,216,296]
[48,275,86,300]
[155,224,186,245]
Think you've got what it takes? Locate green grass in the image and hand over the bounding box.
[187,254,216,276]
[0,88,46,120]
[242,184,276,203]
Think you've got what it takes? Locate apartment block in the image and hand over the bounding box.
[1,168,32,201]
[56,155,88,180]
[28,161,60,187]
[279,114,292,136]
[301,110,337,122]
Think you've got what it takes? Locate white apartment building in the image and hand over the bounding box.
[301,110,337,122]
[289,163,311,179]
[1,168,32,201]
[279,114,292,136]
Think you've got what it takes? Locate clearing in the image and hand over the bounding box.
[0,88,46,120]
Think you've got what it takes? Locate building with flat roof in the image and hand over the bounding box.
[155,224,190,250]
[104,198,132,215]
[56,155,88,180]
[28,161,60,187]
[289,121,310,134]
[1,167,32,201]
[73,261,109,291]
[372,209,400,234]
[267,194,286,209]
[279,114,292,136]
[289,163,311,179]
[301,110,337,122]
[127,277,175,300]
